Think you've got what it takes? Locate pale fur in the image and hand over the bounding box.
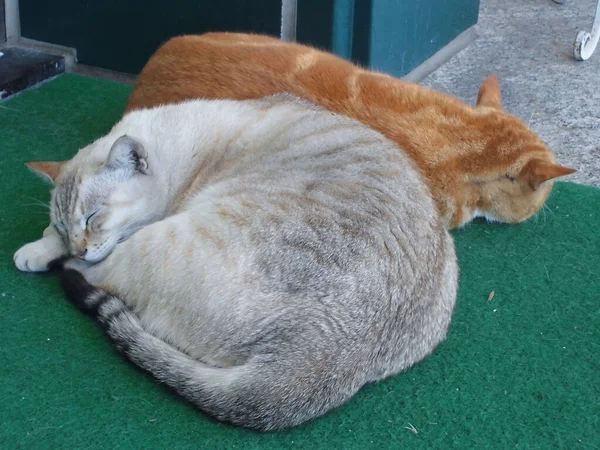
[15,96,458,430]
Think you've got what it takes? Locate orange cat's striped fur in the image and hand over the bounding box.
[126,32,575,228]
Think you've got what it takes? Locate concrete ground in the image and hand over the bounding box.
[422,0,600,187]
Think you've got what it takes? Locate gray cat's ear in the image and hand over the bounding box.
[26,161,68,184]
[105,135,149,174]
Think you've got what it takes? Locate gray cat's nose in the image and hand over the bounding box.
[75,248,88,260]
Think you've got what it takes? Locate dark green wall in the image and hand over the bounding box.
[20,0,479,77]
[20,0,282,74]
[368,0,479,76]
[296,0,335,52]
[299,0,480,77]
[1,0,6,43]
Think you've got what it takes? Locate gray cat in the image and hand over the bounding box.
[15,95,458,430]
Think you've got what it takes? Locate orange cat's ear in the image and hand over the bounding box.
[476,75,503,110]
[26,161,67,184]
[519,159,576,189]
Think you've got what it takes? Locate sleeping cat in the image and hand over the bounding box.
[125,32,576,228]
[15,95,458,430]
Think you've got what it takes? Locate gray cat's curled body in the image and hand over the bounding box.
[18,95,458,430]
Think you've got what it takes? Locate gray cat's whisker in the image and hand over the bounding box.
[22,204,51,210]
[25,197,51,209]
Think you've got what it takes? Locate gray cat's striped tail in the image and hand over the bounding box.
[59,269,348,431]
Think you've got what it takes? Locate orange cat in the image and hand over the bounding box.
[126,32,575,228]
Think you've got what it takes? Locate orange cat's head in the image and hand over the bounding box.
[455,75,575,227]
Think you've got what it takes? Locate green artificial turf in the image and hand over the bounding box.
[1,74,599,449]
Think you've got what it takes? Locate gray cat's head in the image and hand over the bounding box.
[28,135,159,263]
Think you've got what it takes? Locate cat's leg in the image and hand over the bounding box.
[14,225,68,272]
[62,257,106,286]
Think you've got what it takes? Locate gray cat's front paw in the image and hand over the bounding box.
[14,236,66,272]
[14,241,53,272]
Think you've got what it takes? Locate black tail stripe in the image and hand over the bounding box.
[60,269,104,316]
